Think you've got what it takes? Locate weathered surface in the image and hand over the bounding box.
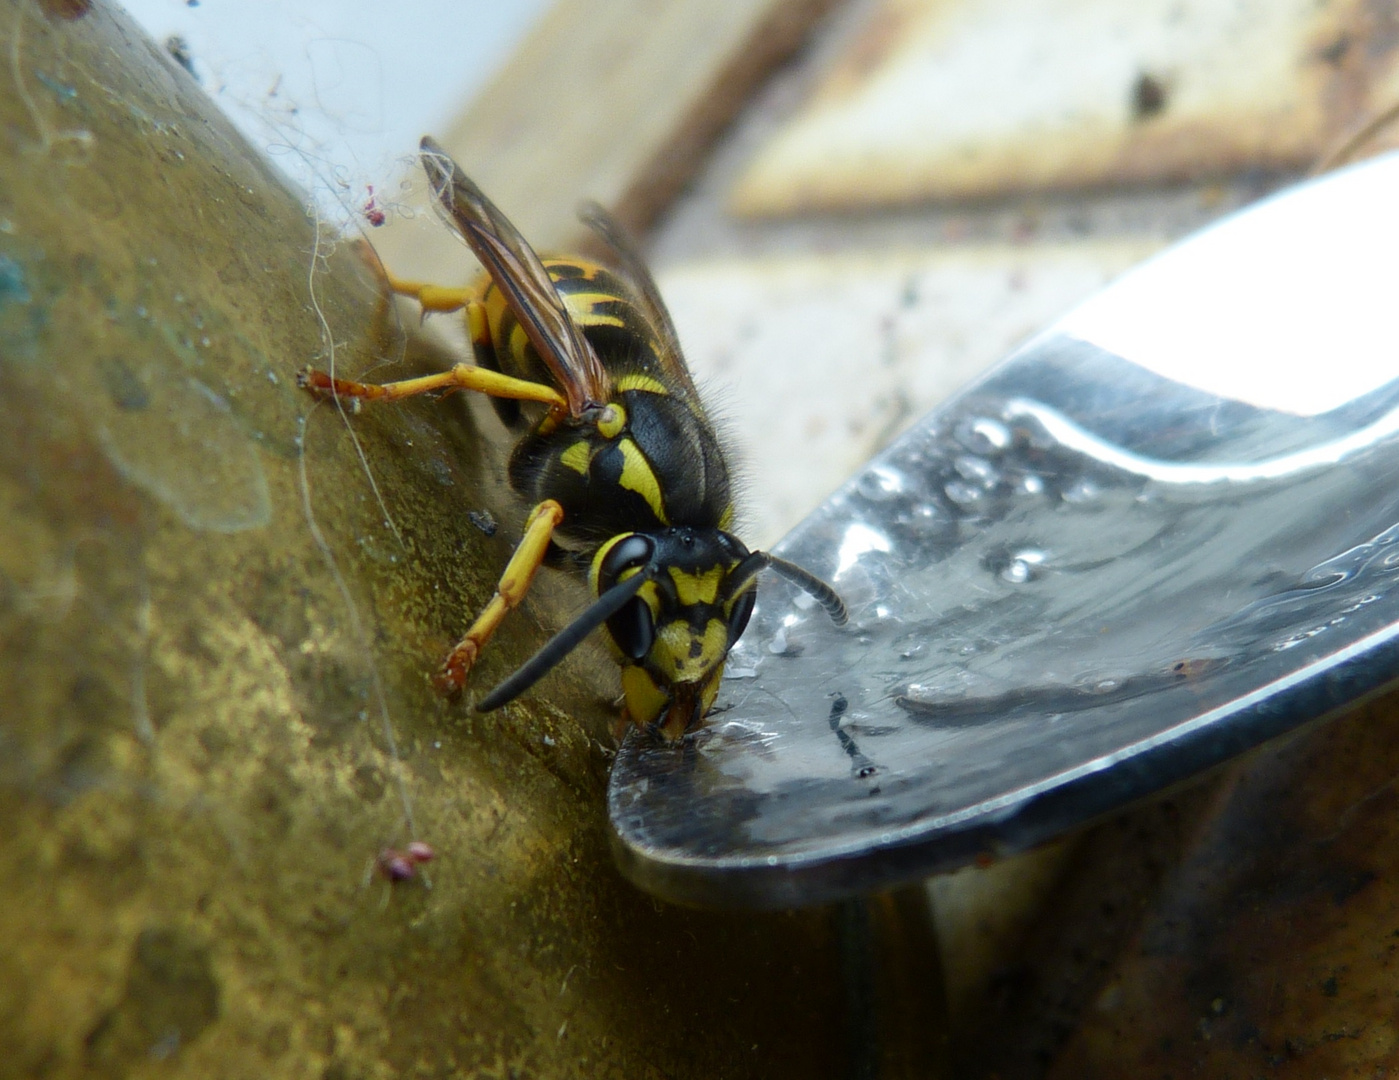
[731,0,1399,214]
[1043,697,1399,1079]
[0,3,847,1077]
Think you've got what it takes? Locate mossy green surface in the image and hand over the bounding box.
[0,3,845,1076]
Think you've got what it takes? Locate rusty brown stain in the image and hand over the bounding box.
[612,0,846,240]
[37,0,91,20]
[816,1,916,101]
[1128,71,1170,123]
[1307,0,1399,169]
[738,0,1399,214]
[1102,112,1312,191]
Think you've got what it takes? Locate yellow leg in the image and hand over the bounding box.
[467,298,492,357]
[298,362,568,415]
[351,238,480,329]
[345,242,515,405]
[436,500,566,696]
[381,267,475,314]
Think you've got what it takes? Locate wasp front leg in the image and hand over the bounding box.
[436,499,566,697]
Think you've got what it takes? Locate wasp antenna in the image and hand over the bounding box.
[775,556,848,625]
[726,552,847,626]
[475,568,655,713]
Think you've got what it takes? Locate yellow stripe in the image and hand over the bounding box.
[618,439,667,523]
[621,665,668,726]
[564,291,626,329]
[669,566,723,607]
[718,504,734,531]
[588,535,662,605]
[722,576,756,618]
[544,258,606,282]
[508,322,530,364]
[484,287,510,338]
[560,440,590,475]
[656,618,729,682]
[700,666,724,715]
[635,579,659,610]
[616,373,668,395]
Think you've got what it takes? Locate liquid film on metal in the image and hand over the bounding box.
[608,153,1399,909]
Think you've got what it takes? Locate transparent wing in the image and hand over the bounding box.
[419,136,610,416]
[577,200,702,402]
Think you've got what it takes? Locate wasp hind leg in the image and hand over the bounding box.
[354,238,477,314]
[297,361,568,416]
[381,266,477,316]
[436,499,566,697]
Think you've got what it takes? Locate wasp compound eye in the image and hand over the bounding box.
[607,597,655,661]
[599,534,655,590]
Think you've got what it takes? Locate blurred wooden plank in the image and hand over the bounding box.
[732,0,1399,216]
[374,0,842,281]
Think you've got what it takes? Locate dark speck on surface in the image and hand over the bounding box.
[1130,72,1168,121]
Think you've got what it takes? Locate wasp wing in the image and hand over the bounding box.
[419,136,610,416]
[577,200,703,403]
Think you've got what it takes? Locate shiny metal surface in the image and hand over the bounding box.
[609,153,1399,909]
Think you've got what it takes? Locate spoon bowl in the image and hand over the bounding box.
[609,152,1399,909]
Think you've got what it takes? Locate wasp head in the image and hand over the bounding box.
[591,528,757,739]
[474,527,846,738]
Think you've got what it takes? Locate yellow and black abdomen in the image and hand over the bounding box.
[473,258,663,428]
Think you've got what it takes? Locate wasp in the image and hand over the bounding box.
[301,137,847,739]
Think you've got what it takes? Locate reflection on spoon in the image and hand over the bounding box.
[1006,391,1399,486]
[895,657,1226,723]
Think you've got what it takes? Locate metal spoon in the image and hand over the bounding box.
[609,151,1399,910]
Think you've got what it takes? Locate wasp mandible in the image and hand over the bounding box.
[301,137,847,739]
